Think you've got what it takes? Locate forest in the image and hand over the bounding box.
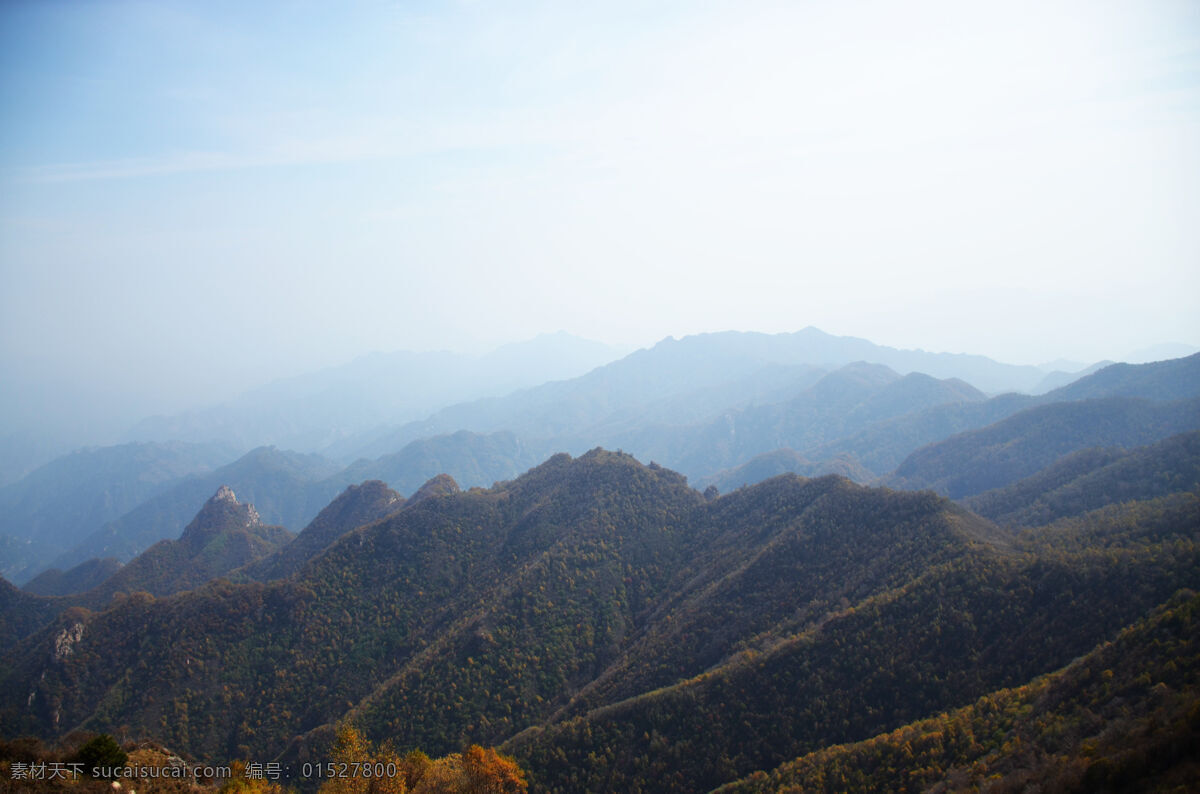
[1,353,1198,792]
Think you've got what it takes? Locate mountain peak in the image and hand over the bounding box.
[181,485,262,544]
[409,474,461,505]
[237,480,405,583]
[212,484,238,504]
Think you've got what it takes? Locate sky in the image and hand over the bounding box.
[1,0,1198,439]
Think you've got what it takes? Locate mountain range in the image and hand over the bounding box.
[6,341,1198,588]
[125,332,628,453]
[1,439,1196,791]
[1,328,1198,791]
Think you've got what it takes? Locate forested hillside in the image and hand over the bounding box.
[888,396,1200,498]
[964,430,1200,526]
[22,558,123,597]
[67,486,293,604]
[2,442,1197,792]
[237,480,405,583]
[507,491,1200,792]
[718,589,1200,792]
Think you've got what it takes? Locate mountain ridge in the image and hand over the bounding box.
[0,442,1197,792]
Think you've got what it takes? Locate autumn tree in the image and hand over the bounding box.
[316,725,526,794]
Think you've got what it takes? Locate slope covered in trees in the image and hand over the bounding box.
[29,434,542,584]
[964,430,1200,526]
[506,491,1200,792]
[1,444,1197,793]
[23,558,124,597]
[718,589,1200,793]
[237,480,404,583]
[888,396,1200,498]
[72,486,293,603]
[1050,351,1200,403]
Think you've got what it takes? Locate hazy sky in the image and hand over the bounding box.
[2,0,1198,434]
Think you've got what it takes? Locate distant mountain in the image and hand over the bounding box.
[46,446,342,575]
[19,350,1199,588]
[35,433,550,584]
[126,332,626,453]
[1049,352,1200,402]
[22,557,123,597]
[0,430,75,488]
[1031,359,1111,394]
[73,486,292,602]
[618,364,985,479]
[963,430,1200,526]
[888,397,1200,498]
[343,347,1200,495]
[809,353,1200,480]
[729,356,1200,494]
[339,430,547,497]
[337,328,1052,464]
[0,441,237,584]
[1126,342,1200,363]
[357,361,987,486]
[801,393,1033,476]
[696,448,874,493]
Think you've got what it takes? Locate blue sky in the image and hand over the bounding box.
[1,0,1198,437]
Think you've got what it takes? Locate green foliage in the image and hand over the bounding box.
[718,590,1200,792]
[2,447,1198,793]
[74,734,128,777]
[238,480,406,583]
[965,430,1200,526]
[23,558,124,597]
[68,487,295,603]
[507,493,1200,792]
[891,396,1200,498]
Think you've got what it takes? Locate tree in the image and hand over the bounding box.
[316,726,527,794]
[74,734,128,778]
[460,745,527,794]
[319,725,407,794]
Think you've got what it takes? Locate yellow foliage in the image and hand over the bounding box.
[220,761,289,794]
[319,726,407,794]
[315,727,526,794]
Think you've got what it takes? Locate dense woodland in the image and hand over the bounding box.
[1,351,1198,791]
